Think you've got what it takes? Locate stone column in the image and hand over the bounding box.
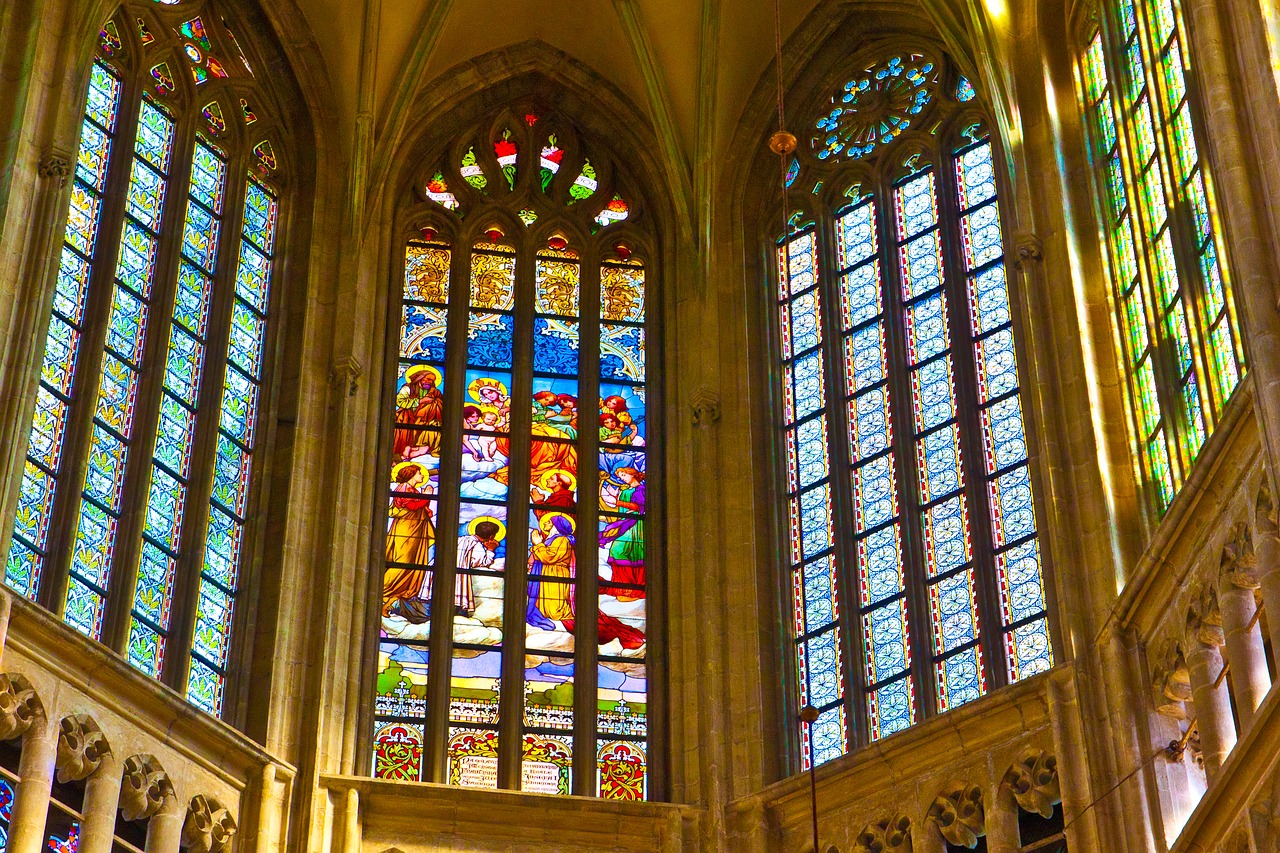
[144,793,184,853]
[1186,609,1237,778]
[8,718,57,853]
[79,752,122,853]
[984,787,1021,853]
[913,822,947,853]
[1219,541,1270,729]
[1256,509,1280,653]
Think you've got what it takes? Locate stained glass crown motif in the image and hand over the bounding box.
[100,1,282,177]
[417,110,637,233]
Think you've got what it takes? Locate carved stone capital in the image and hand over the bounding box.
[1002,749,1060,818]
[119,755,172,822]
[38,150,72,187]
[329,355,363,397]
[182,795,237,853]
[55,715,109,783]
[927,782,984,847]
[0,674,39,741]
[855,813,912,852]
[1012,233,1043,270]
[691,385,721,426]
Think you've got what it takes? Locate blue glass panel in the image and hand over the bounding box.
[212,434,251,517]
[800,628,842,707]
[163,324,204,404]
[900,232,945,299]
[840,261,882,330]
[932,569,979,653]
[227,301,266,378]
[128,620,165,676]
[84,425,127,511]
[55,246,91,324]
[13,463,55,549]
[975,328,1019,402]
[401,304,448,363]
[70,502,116,588]
[174,262,212,336]
[807,705,846,766]
[868,677,914,740]
[242,179,278,253]
[125,159,167,231]
[181,200,220,272]
[799,555,838,634]
[116,220,159,297]
[219,365,258,446]
[910,357,956,434]
[1007,617,1053,681]
[187,657,224,714]
[235,241,271,311]
[852,454,897,533]
[75,119,112,191]
[600,324,645,382]
[780,232,817,298]
[960,203,1003,270]
[792,417,830,491]
[94,353,137,436]
[845,323,886,392]
[65,185,101,257]
[797,484,833,560]
[467,313,514,369]
[784,289,822,357]
[967,263,1011,335]
[936,646,984,710]
[836,202,877,268]
[981,395,1028,474]
[916,424,964,502]
[922,495,971,576]
[189,141,226,214]
[857,524,903,606]
[954,142,996,209]
[996,539,1046,625]
[86,62,122,131]
[202,506,242,590]
[28,388,67,472]
[848,387,892,460]
[105,286,147,364]
[192,583,234,664]
[40,316,80,396]
[989,465,1037,547]
[5,538,42,600]
[65,577,106,638]
[134,100,174,172]
[866,600,910,683]
[155,394,195,478]
[533,317,579,375]
[895,171,938,240]
[143,467,185,551]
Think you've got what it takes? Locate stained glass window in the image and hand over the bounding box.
[3,2,286,719]
[776,53,1053,766]
[373,109,653,801]
[1078,0,1244,514]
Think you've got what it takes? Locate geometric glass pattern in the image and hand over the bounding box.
[373,109,652,799]
[1078,0,1244,514]
[779,53,1053,767]
[2,4,283,720]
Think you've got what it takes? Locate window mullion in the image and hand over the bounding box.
[32,73,140,615]
[814,210,871,750]
[498,237,536,791]
[100,119,198,654]
[879,181,936,722]
[573,253,602,795]
[422,241,473,784]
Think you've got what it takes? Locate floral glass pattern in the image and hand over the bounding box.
[1078,0,1244,514]
[777,53,1052,767]
[373,110,653,799]
[4,2,286,718]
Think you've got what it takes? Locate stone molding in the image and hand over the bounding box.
[926,782,985,847]
[330,355,364,397]
[691,385,721,426]
[37,150,72,187]
[182,794,237,853]
[854,813,912,852]
[1001,749,1060,818]
[119,755,172,822]
[1012,233,1043,269]
[55,714,109,783]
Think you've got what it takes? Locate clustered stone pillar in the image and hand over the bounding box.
[8,719,57,853]
[1256,506,1280,654]
[1218,540,1270,730]
[1185,605,1237,778]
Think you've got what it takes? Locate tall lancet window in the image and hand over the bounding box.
[772,51,1053,767]
[1078,0,1244,514]
[4,2,288,717]
[371,108,656,801]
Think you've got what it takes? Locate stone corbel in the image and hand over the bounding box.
[38,150,72,188]
[1152,641,1192,719]
[182,794,237,853]
[854,813,912,852]
[1012,233,1043,271]
[1221,522,1260,590]
[119,755,172,821]
[55,714,109,783]
[329,355,363,397]
[1190,585,1225,648]
[927,782,985,847]
[1001,749,1060,818]
[691,385,721,426]
[0,673,39,741]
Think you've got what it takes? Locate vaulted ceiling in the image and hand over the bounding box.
[291,0,824,163]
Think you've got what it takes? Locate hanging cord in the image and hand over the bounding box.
[770,0,797,296]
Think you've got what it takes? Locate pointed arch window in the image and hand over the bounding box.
[371,107,656,800]
[1078,0,1244,513]
[772,52,1054,767]
[4,1,288,717]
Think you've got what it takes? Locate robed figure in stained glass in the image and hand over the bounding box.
[599,467,645,598]
[396,365,444,460]
[526,513,577,628]
[383,461,436,623]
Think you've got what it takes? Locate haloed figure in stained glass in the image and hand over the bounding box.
[396,365,444,460]
[383,461,437,624]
